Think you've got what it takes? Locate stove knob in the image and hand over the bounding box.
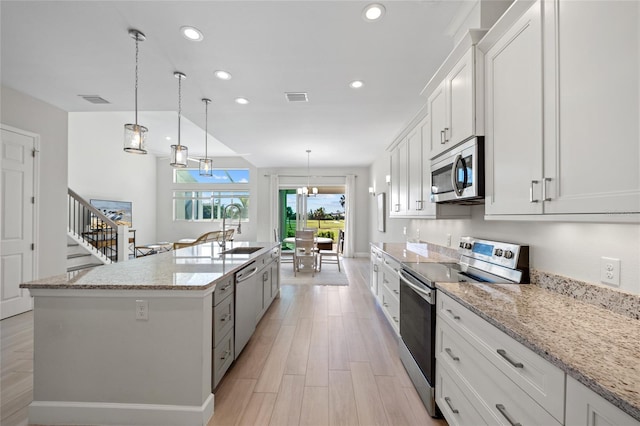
[463,242,473,250]
[494,249,503,257]
[504,250,514,259]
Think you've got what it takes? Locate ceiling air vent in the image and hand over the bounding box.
[78,95,110,104]
[285,92,308,103]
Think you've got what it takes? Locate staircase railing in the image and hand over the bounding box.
[68,188,126,263]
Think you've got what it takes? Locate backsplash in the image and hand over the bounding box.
[531,270,640,320]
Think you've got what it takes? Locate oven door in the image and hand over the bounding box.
[399,268,436,386]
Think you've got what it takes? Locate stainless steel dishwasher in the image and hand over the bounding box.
[234,261,260,358]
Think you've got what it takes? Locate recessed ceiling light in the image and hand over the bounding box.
[235,97,249,105]
[350,80,364,89]
[181,26,203,41]
[363,3,386,21]
[214,70,232,80]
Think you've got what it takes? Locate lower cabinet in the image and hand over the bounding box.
[436,292,640,426]
[565,376,640,426]
[369,246,400,334]
[212,275,235,389]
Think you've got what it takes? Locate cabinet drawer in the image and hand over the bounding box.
[438,292,565,422]
[380,284,400,331]
[212,329,234,389]
[436,319,561,426]
[380,255,400,294]
[436,363,489,426]
[213,294,234,347]
[213,276,234,306]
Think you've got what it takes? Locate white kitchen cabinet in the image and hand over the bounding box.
[437,292,565,426]
[389,139,408,216]
[212,275,235,389]
[388,114,470,219]
[369,247,400,335]
[481,0,640,219]
[429,48,480,159]
[370,246,383,296]
[565,375,640,426]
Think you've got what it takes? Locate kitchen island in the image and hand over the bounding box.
[20,241,279,426]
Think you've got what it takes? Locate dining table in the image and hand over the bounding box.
[282,236,334,251]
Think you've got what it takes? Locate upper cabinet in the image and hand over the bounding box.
[480,0,640,219]
[426,32,486,159]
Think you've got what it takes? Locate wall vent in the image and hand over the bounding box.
[285,92,308,102]
[78,95,110,104]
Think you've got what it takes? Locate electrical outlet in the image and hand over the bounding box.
[600,257,620,287]
[403,226,407,236]
[416,228,420,240]
[446,234,452,247]
[136,299,148,320]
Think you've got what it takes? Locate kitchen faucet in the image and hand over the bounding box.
[221,203,242,249]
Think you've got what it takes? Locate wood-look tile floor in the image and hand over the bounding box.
[0,258,446,426]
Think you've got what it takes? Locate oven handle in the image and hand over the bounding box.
[398,270,435,305]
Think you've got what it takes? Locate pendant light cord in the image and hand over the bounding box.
[177,75,182,147]
[134,35,139,126]
[204,100,208,159]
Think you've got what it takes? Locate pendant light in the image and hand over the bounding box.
[123,29,148,154]
[299,149,318,196]
[170,72,188,167]
[199,98,213,176]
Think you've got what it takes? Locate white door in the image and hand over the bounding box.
[1,127,36,319]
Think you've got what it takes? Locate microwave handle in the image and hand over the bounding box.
[451,154,464,196]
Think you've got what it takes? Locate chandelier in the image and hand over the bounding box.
[123,29,148,154]
[169,71,188,167]
[199,98,212,176]
[298,149,318,196]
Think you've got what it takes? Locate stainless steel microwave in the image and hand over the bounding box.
[430,137,484,204]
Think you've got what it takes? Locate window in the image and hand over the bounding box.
[172,168,250,222]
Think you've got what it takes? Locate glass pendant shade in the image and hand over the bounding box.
[123,124,148,153]
[170,144,188,167]
[199,158,212,176]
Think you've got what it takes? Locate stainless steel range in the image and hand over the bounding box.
[397,237,529,417]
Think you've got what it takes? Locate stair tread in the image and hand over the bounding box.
[67,252,92,259]
[67,263,103,272]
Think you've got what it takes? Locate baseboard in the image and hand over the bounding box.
[29,393,214,426]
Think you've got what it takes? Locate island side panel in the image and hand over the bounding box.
[32,291,212,408]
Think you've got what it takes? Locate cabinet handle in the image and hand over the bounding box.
[392,316,399,323]
[445,347,460,361]
[393,289,399,295]
[373,265,378,272]
[444,127,449,142]
[529,180,539,203]
[496,404,522,426]
[383,302,389,308]
[446,309,460,320]
[416,200,423,210]
[220,284,231,292]
[444,397,459,414]
[220,313,231,323]
[440,130,446,144]
[542,177,552,201]
[220,350,232,362]
[497,349,524,368]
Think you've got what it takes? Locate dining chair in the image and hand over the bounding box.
[294,230,317,276]
[274,228,294,264]
[318,229,343,272]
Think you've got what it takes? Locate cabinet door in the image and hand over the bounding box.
[543,0,640,214]
[270,260,279,300]
[407,126,423,216]
[262,268,271,314]
[484,1,544,215]
[447,48,475,146]
[390,140,408,216]
[429,81,448,158]
[565,376,640,426]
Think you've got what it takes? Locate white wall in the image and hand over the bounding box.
[155,156,259,244]
[68,112,157,246]
[1,86,68,278]
[369,152,640,295]
[258,166,370,256]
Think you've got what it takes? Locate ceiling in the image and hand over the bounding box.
[1,1,469,168]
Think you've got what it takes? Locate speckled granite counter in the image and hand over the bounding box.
[21,241,278,291]
[437,282,640,421]
[370,241,458,264]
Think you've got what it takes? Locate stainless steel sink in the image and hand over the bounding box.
[221,246,263,255]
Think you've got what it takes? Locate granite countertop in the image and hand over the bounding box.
[370,241,458,264]
[21,241,278,291]
[437,282,640,421]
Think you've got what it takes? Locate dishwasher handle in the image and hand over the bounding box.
[236,265,259,283]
